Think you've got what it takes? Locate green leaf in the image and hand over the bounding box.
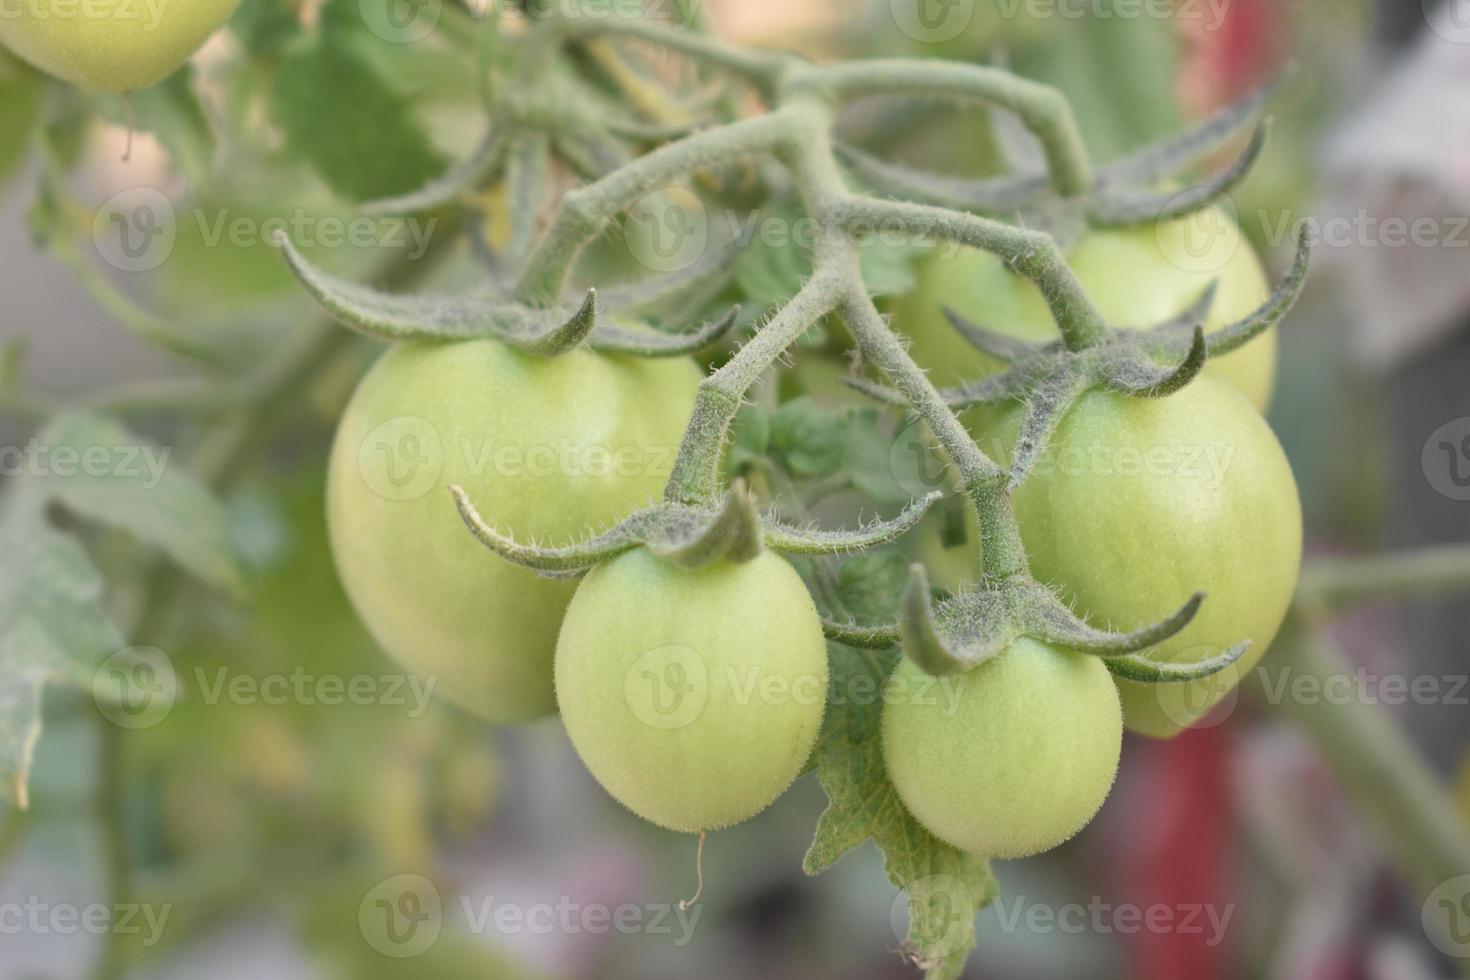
[805,645,997,980]
[857,235,926,299]
[0,53,42,187]
[231,0,303,55]
[770,397,847,479]
[0,488,126,808]
[272,35,446,202]
[726,403,770,477]
[836,550,908,625]
[40,413,248,598]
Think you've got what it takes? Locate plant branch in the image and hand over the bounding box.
[1296,545,1470,611]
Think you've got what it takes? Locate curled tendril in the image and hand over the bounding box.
[451,482,941,576]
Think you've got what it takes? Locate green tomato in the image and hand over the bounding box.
[963,372,1302,738]
[0,0,239,92]
[555,548,828,833]
[328,340,702,724]
[882,639,1122,859]
[891,204,1278,411]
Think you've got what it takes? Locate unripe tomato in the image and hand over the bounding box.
[555,548,828,833]
[974,372,1302,737]
[328,340,701,723]
[0,0,239,92]
[882,639,1122,859]
[891,204,1277,411]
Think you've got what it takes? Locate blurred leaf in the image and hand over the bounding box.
[836,550,908,626]
[0,53,42,188]
[804,645,997,980]
[0,485,125,808]
[770,397,847,479]
[231,0,303,55]
[43,412,247,598]
[726,403,770,477]
[272,30,446,202]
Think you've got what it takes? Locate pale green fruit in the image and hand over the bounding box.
[883,640,1122,859]
[555,548,829,833]
[328,340,701,724]
[0,0,240,92]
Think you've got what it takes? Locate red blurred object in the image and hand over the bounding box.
[1180,0,1287,112]
[1113,724,1234,980]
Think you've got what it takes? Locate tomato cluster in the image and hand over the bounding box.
[328,206,1300,858]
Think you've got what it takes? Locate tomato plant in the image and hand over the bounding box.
[883,638,1122,859]
[555,548,828,833]
[892,204,1278,411]
[10,9,1463,980]
[328,339,702,723]
[0,0,239,92]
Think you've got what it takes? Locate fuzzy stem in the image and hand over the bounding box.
[817,60,1093,197]
[564,15,790,90]
[828,196,1109,351]
[513,110,797,305]
[664,274,844,504]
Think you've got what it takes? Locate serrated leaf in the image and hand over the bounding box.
[0,489,126,807]
[272,36,446,202]
[805,645,997,979]
[40,413,247,598]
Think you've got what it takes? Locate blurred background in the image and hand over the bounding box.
[2,0,1469,978]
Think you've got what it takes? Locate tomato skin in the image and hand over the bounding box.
[891,205,1277,411]
[327,340,701,724]
[883,639,1122,859]
[978,372,1302,738]
[555,548,828,833]
[0,0,239,92]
